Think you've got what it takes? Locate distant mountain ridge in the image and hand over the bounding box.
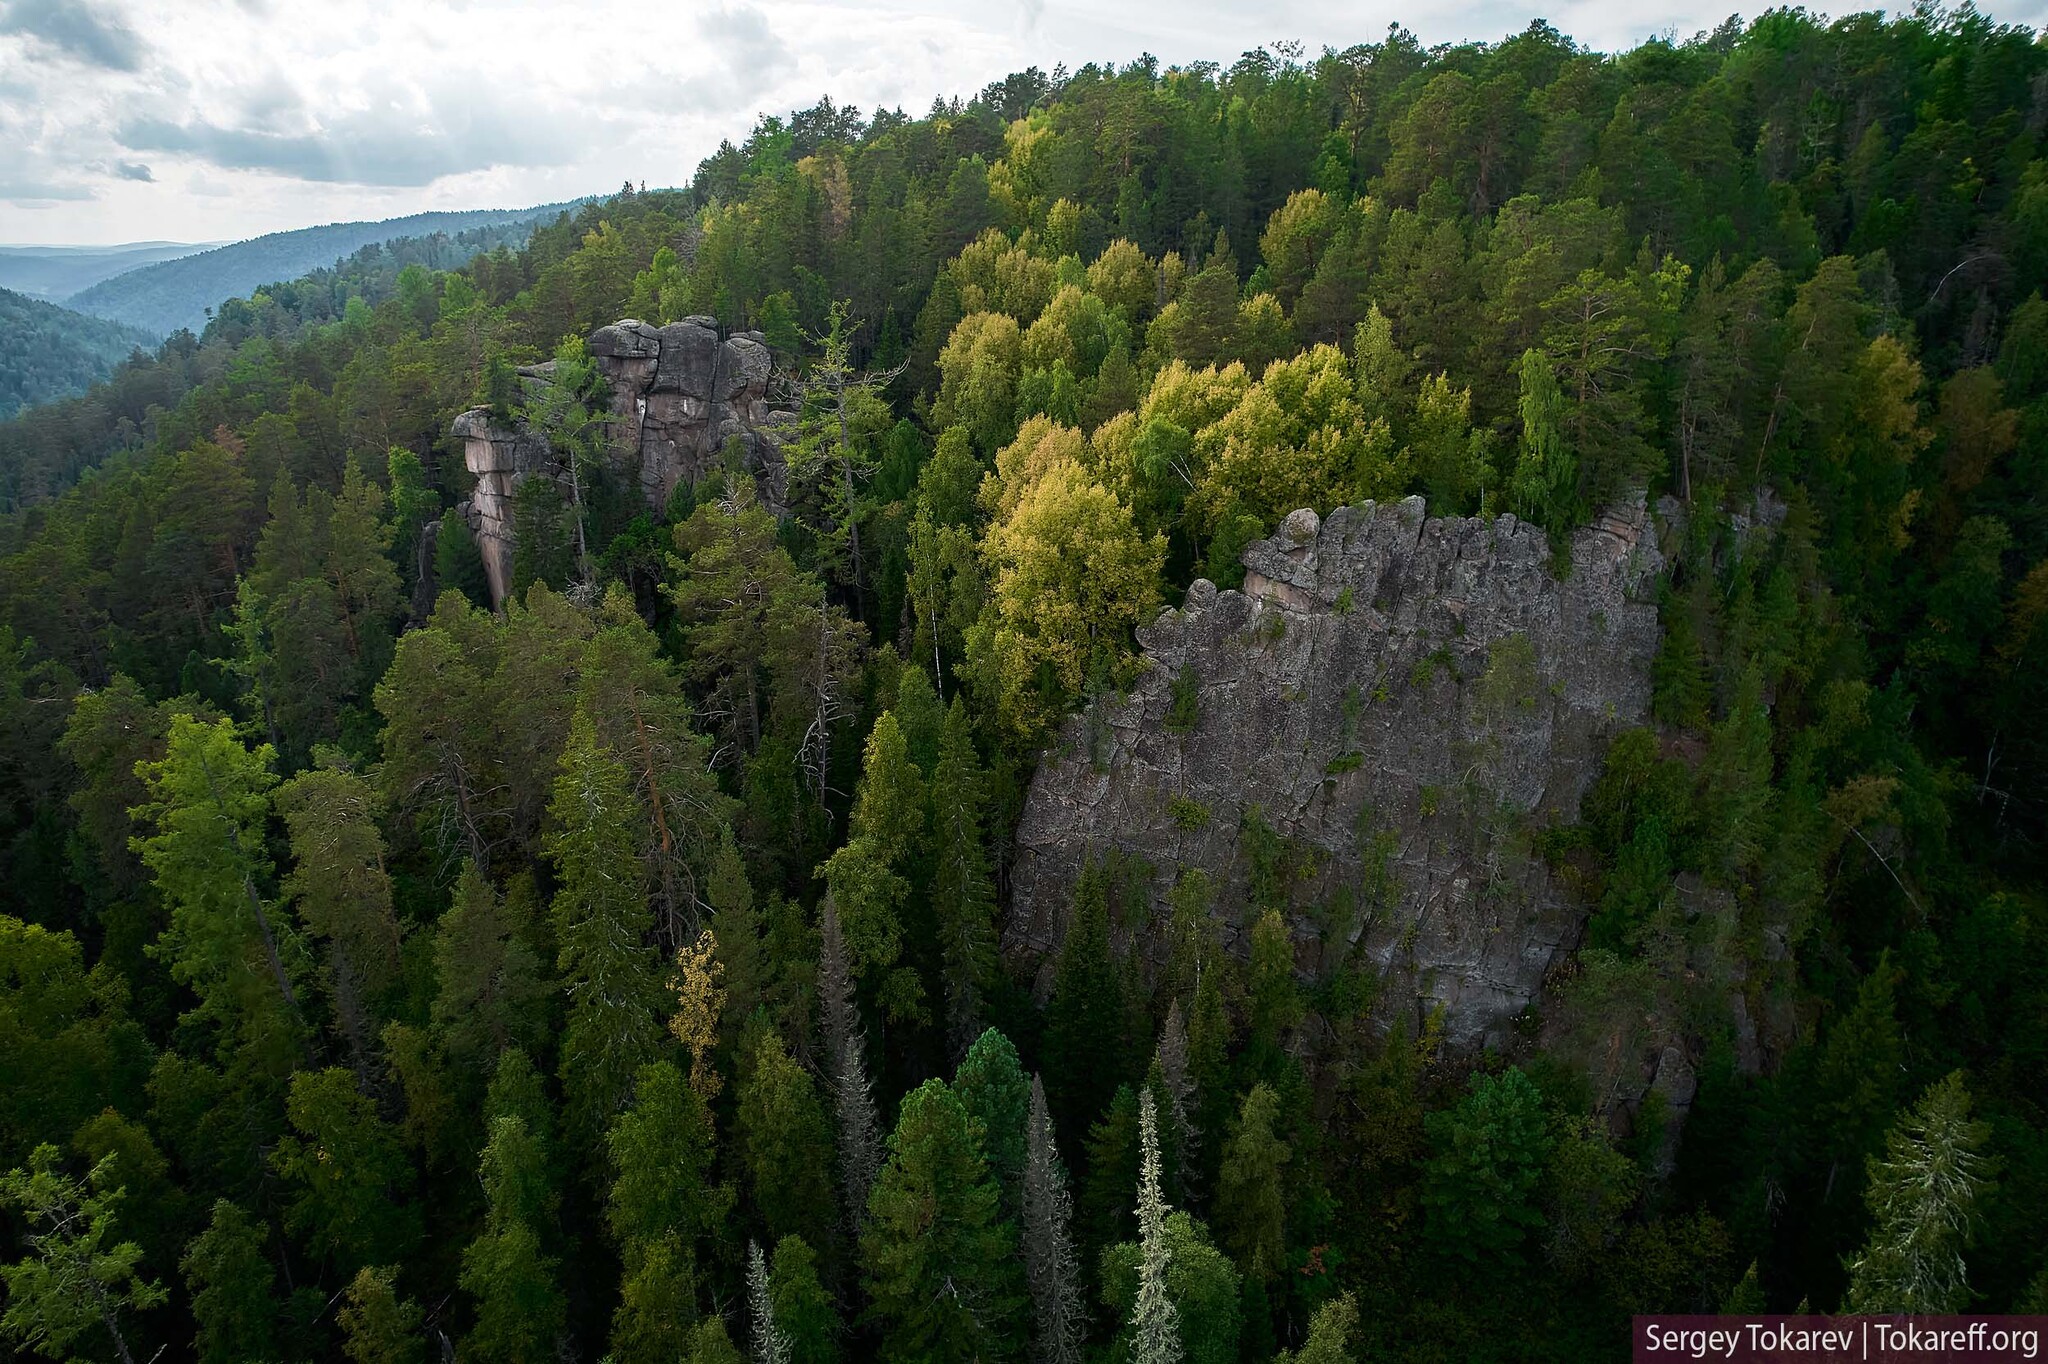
[0,242,216,302]
[0,287,158,420]
[65,202,587,336]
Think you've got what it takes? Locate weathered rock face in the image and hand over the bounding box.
[586,317,783,508]
[450,317,787,605]
[1005,495,1663,1049]
[450,404,553,606]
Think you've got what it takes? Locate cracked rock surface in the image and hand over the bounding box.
[1005,494,1663,1048]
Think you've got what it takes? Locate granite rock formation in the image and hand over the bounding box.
[450,316,787,604]
[1004,494,1664,1048]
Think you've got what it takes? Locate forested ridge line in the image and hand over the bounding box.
[0,10,2044,1364]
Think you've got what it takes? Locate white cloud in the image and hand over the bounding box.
[1,0,2042,245]
[0,0,147,71]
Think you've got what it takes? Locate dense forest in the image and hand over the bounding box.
[62,204,587,339]
[1,8,2046,1362]
[0,289,156,421]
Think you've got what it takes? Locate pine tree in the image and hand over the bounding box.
[931,698,998,1058]
[547,708,666,1145]
[580,586,730,950]
[819,900,884,1232]
[1022,1075,1084,1364]
[748,1240,791,1364]
[431,863,551,1077]
[1843,1072,1996,1314]
[861,1079,1021,1363]
[0,1146,165,1364]
[1131,1087,1183,1364]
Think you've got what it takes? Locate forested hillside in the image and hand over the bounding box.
[0,11,2045,1364]
[0,243,209,305]
[63,203,585,338]
[0,288,156,419]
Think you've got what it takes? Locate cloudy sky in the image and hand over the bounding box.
[2,0,2041,247]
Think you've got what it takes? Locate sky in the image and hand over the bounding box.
[1,0,2041,247]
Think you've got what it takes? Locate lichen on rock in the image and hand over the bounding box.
[1005,493,1663,1049]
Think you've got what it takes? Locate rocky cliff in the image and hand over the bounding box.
[1005,495,1663,1048]
[450,316,787,604]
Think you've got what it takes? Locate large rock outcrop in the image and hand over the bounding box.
[450,399,553,607]
[585,317,782,508]
[450,317,787,604]
[1005,495,1663,1049]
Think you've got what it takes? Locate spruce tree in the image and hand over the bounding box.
[1215,1083,1289,1283]
[737,1029,836,1250]
[769,1236,841,1364]
[821,710,925,1011]
[338,1265,425,1364]
[931,698,998,1059]
[605,1061,726,1263]
[1843,1072,1996,1314]
[1022,1075,1084,1364]
[1044,859,1130,1145]
[579,586,729,950]
[1131,1087,1183,1364]
[1155,1000,1199,1200]
[819,900,884,1233]
[1272,1294,1358,1364]
[546,708,666,1146]
[180,1199,276,1364]
[954,1027,1031,1213]
[271,1067,420,1274]
[459,1116,564,1364]
[862,1079,1020,1363]
[277,764,403,1083]
[748,1240,791,1364]
[431,863,550,1078]
[1080,1084,1142,1262]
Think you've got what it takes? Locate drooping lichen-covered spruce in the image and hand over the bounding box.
[1004,494,1663,1049]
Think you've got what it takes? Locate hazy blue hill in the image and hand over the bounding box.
[0,287,158,419]
[65,202,584,335]
[0,242,214,301]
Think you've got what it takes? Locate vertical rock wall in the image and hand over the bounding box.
[1005,495,1664,1048]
